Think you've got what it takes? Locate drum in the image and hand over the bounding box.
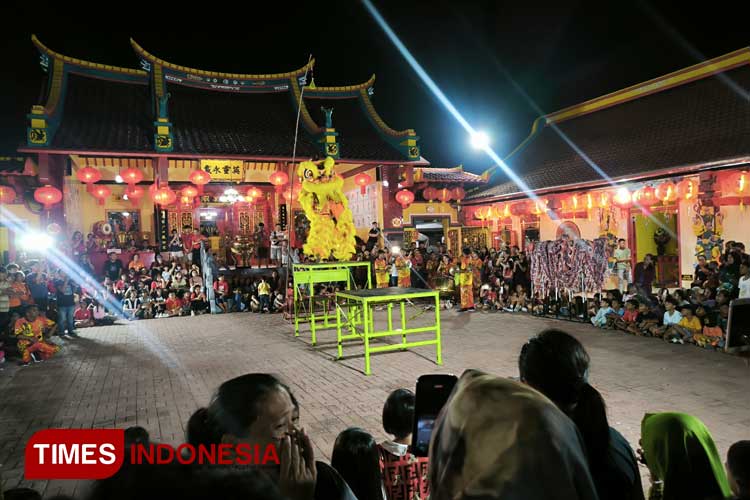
[93,221,113,238]
[434,275,455,299]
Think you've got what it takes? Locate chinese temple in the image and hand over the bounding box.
[0,36,468,266]
[462,47,750,289]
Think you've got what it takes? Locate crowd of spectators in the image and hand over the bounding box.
[3,329,748,500]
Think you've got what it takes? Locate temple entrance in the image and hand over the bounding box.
[632,210,680,287]
[412,216,447,251]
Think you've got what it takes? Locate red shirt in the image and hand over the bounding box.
[74,307,92,321]
[165,298,182,311]
[622,310,639,323]
[214,281,230,297]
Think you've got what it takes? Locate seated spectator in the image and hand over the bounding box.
[172,272,188,293]
[258,278,271,313]
[378,388,429,500]
[137,291,153,320]
[519,329,644,500]
[664,304,702,344]
[128,253,144,272]
[213,275,230,313]
[186,373,357,500]
[640,412,731,500]
[650,298,682,338]
[189,269,202,288]
[634,302,660,336]
[14,305,60,365]
[727,441,750,500]
[151,290,166,317]
[273,292,285,313]
[123,291,141,320]
[591,299,613,328]
[164,292,182,317]
[74,298,95,328]
[190,285,209,315]
[331,428,384,500]
[429,369,598,500]
[614,299,640,333]
[605,298,625,328]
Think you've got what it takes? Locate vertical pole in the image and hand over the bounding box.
[367,262,372,289]
[336,298,342,359]
[363,300,371,375]
[310,290,317,346]
[387,303,393,333]
[434,292,442,365]
[400,300,407,349]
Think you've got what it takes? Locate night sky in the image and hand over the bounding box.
[0,1,746,178]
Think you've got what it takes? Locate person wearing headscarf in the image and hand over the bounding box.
[429,369,599,500]
[640,412,732,500]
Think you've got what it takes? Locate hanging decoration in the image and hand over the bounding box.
[530,238,610,295]
[654,181,677,203]
[422,187,437,202]
[0,185,16,204]
[353,172,373,195]
[282,184,302,202]
[596,191,611,208]
[395,189,415,208]
[120,167,144,186]
[633,185,656,207]
[76,167,102,185]
[725,170,748,196]
[152,186,177,206]
[676,179,698,201]
[189,169,212,194]
[91,185,111,206]
[437,187,453,203]
[124,185,145,207]
[246,186,263,200]
[612,187,632,208]
[181,185,199,199]
[531,199,548,215]
[296,156,356,261]
[452,186,466,203]
[269,171,289,193]
[34,185,63,210]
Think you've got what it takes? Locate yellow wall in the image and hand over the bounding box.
[72,184,155,241]
[402,202,458,226]
[633,211,678,261]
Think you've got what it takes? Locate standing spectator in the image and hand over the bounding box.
[103,252,124,282]
[254,223,268,268]
[55,274,79,337]
[614,238,632,293]
[640,412,731,500]
[168,229,184,259]
[80,253,96,276]
[374,250,390,289]
[738,260,750,299]
[270,224,285,267]
[366,221,381,251]
[512,252,531,292]
[71,230,85,262]
[634,253,656,296]
[213,275,230,313]
[9,272,32,317]
[28,272,49,315]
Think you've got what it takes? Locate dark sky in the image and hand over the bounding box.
[0,1,746,175]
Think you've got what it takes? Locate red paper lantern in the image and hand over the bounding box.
[34,185,63,210]
[726,170,749,196]
[0,185,16,204]
[422,187,436,201]
[181,185,199,199]
[152,186,177,206]
[269,171,289,192]
[76,167,102,184]
[246,186,263,199]
[120,167,144,186]
[675,179,698,201]
[654,181,677,203]
[633,185,656,206]
[189,169,212,188]
[437,188,453,203]
[596,192,611,208]
[282,184,302,202]
[91,185,111,206]
[395,189,415,208]
[612,188,632,208]
[452,186,466,201]
[353,172,373,195]
[125,185,145,207]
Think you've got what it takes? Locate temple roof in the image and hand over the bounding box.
[414,165,488,184]
[24,36,425,164]
[469,47,750,201]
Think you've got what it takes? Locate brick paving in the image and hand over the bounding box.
[1,309,749,497]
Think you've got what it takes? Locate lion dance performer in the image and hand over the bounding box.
[374,250,390,288]
[456,247,476,311]
[395,252,412,288]
[296,157,356,261]
[15,305,60,365]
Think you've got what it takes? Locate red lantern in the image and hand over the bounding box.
[282,184,302,202]
[675,179,698,201]
[181,185,199,199]
[726,170,749,196]
[125,185,145,207]
[395,189,415,208]
[120,167,144,186]
[246,186,263,200]
[91,185,111,206]
[510,201,530,216]
[189,170,211,195]
[596,192,611,208]
[152,186,177,206]
[612,188,632,208]
[76,167,102,184]
[422,187,436,201]
[437,188,453,203]
[452,186,466,202]
[353,172,373,195]
[269,171,289,192]
[0,185,16,204]
[633,185,656,206]
[34,185,63,210]
[654,181,677,203]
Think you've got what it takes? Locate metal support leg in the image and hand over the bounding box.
[400,301,407,349]
[435,294,442,365]
[387,303,393,332]
[363,302,371,375]
[336,300,342,359]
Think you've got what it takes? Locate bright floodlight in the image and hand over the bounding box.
[20,231,53,251]
[391,245,401,255]
[470,130,490,149]
[115,175,124,183]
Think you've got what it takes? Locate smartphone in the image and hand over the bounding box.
[411,374,458,457]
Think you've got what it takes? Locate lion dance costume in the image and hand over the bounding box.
[297,157,357,261]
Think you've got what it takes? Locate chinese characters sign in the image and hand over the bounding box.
[199,160,245,181]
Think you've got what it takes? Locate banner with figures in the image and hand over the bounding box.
[199,160,245,181]
[529,237,610,294]
[345,184,378,229]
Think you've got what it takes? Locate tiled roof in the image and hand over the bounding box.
[304,95,405,161]
[0,157,26,175]
[51,74,153,152]
[469,65,750,200]
[168,83,320,157]
[417,167,486,184]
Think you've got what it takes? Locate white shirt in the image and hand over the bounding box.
[739,275,750,299]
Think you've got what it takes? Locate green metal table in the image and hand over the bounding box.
[335,287,442,375]
[292,262,371,344]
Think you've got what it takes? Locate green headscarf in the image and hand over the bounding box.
[641,412,731,500]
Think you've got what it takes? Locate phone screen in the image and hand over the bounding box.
[411,374,458,457]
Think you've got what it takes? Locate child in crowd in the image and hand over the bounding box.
[614,299,639,332]
[506,284,528,312]
[213,275,230,313]
[190,285,209,315]
[165,292,182,317]
[664,304,703,344]
[634,301,660,336]
[591,299,613,328]
[605,298,625,328]
[650,298,682,338]
[122,291,141,320]
[74,299,95,328]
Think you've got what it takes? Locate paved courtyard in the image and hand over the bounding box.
[1,309,748,497]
